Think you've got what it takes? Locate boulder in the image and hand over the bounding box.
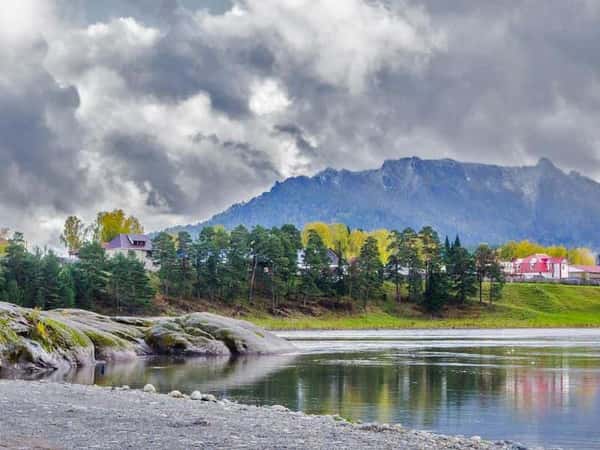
[0,302,295,374]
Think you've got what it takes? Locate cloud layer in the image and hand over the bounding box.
[2,0,600,247]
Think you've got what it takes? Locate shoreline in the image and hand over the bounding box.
[0,380,542,450]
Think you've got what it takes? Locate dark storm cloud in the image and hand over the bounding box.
[5,0,600,246]
[274,124,318,158]
[106,133,188,211]
[0,38,88,213]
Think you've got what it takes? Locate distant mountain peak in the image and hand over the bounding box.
[168,157,600,248]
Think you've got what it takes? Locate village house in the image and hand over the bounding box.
[568,265,600,281]
[503,253,568,280]
[297,248,341,271]
[103,234,156,271]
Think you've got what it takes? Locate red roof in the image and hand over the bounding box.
[514,254,566,274]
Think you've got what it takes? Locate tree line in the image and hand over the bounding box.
[0,210,153,312]
[152,224,505,313]
[0,212,506,313]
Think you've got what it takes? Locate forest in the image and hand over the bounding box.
[13,211,595,315]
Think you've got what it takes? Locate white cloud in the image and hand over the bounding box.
[198,0,445,93]
[249,78,291,115]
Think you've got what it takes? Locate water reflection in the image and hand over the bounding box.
[7,330,600,449]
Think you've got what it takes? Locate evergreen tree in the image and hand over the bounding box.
[58,266,76,308]
[299,230,330,303]
[108,253,155,312]
[488,259,505,304]
[448,240,477,304]
[40,250,62,309]
[2,232,28,305]
[176,231,194,298]
[355,237,384,306]
[423,269,448,313]
[277,225,302,299]
[248,226,269,303]
[225,225,250,300]
[152,232,178,297]
[397,228,423,303]
[76,241,109,308]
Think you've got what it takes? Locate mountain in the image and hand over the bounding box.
[172,157,600,248]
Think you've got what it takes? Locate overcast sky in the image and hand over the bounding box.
[2,0,600,248]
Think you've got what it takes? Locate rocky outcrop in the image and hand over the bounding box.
[0,302,295,374]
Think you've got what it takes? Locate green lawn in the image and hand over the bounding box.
[248,283,600,330]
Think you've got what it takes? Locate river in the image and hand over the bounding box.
[12,328,600,449]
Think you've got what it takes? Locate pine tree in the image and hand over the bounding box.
[176,231,194,298]
[77,241,109,309]
[448,240,476,304]
[58,266,76,308]
[356,237,384,306]
[300,230,330,303]
[41,250,62,309]
[152,232,178,297]
[225,225,250,301]
[423,269,448,312]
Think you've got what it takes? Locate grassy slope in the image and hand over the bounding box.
[247,283,600,330]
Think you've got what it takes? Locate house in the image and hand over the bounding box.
[509,253,568,280]
[103,234,155,271]
[297,248,340,271]
[568,265,600,281]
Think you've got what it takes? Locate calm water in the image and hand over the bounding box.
[14,329,600,449]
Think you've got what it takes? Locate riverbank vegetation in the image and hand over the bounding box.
[3,212,600,330]
[151,222,505,315]
[246,283,600,329]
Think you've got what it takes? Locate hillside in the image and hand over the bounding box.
[172,157,600,247]
[248,283,600,330]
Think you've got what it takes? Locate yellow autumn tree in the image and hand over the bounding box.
[329,223,350,257]
[569,247,596,265]
[302,222,333,248]
[347,229,368,260]
[369,229,392,263]
[94,209,144,243]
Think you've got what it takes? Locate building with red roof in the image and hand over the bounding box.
[509,253,568,280]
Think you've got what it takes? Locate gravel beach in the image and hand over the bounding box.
[0,380,543,450]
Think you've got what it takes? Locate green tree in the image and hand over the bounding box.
[75,241,109,309]
[152,232,178,297]
[2,232,28,305]
[300,230,331,303]
[40,250,62,309]
[397,228,423,303]
[225,225,250,301]
[176,231,194,298]
[58,266,76,308]
[447,237,477,304]
[108,253,155,312]
[355,237,384,306]
[423,268,448,313]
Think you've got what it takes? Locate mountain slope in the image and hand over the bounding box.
[173,157,600,247]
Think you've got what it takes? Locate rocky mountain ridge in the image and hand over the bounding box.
[173,157,600,247]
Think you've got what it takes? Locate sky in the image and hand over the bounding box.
[2,0,600,249]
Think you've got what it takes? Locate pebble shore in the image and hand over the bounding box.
[0,380,546,450]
